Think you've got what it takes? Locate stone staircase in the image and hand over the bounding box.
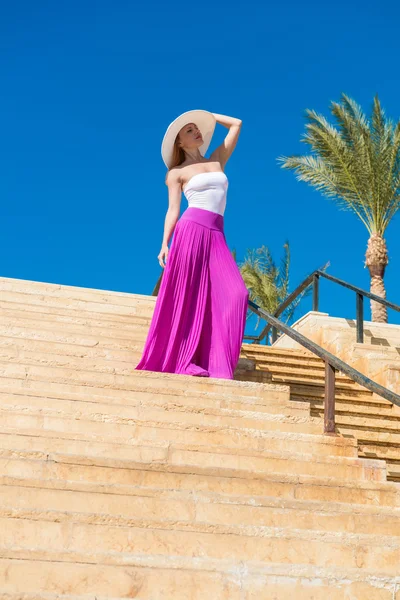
[0,276,400,599]
[237,345,400,483]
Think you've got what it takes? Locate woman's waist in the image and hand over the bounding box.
[180,207,224,231]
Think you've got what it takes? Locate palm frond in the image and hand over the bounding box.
[236,242,313,333]
[279,93,400,236]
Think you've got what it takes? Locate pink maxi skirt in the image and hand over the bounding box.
[134,207,249,380]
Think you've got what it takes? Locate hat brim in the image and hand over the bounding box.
[161,109,216,169]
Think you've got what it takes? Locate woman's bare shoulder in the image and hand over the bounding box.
[165,166,185,186]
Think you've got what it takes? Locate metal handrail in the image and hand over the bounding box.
[245,268,400,345]
[247,299,400,433]
[246,271,316,345]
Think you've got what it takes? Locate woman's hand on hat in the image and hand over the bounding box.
[158,243,169,268]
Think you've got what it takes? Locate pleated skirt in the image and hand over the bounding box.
[134,207,249,379]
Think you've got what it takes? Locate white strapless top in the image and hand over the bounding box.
[183,171,228,216]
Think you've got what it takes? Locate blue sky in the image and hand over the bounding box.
[1,0,400,334]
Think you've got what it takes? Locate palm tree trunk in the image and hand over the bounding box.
[365,233,388,323]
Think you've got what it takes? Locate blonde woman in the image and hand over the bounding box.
[135,109,248,379]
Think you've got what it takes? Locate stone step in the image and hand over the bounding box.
[0,407,335,459]
[290,384,391,405]
[0,322,148,349]
[334,421,400,446]
[0,515,399,577]
[0,316,150,342]
[0,429,386,482]
[0,401,322,440]
[0,386,323,434]
[241,343,320,359]
[280,386,400,422]
[0,396,353,457]
[3,382,392,425]
[359,441,400,461]
[0,300,151,328]
[0,277,157,306]
[358,444,400,480]
[262,363,355,385]
[0,448,397,508]
[1,468,400,536]
[0,289,155,317]
[2,344,360,387]
[0,336,355,379]
[0,346,150,375]
[308,398,395,419]
[0,362,289,399]
[240,352,336,371]
[0,334,145,360]
[1,517,400,588]
[0,592,123,600]
[1,557,399,599]
[237,371,363,393]
[0,380,294,414]
[309,407,400,433]
[266,365,356,386]
[0,376,290,414]
[0,359,365,403]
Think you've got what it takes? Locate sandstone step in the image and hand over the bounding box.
[0,362,292,399]
[0,376,297,407]
[0,345,373,397]
[310,408,400,434]
[0,346,147,374]
[0,277,157,306]
[0,288,155,318]
[0,416,356,467]
[374,460,400,478]
[0,592,123,600]
[265,365,357,386]
[0,303,151,327]
[290,384,392,406]
[0,290,155,317]
[0,376,291,415]
[0,384,321,436]
[0,317,150,342]
[334,422,400,446]
[241,343,318,359]
[237,372,364,393]
[1,467,399,536]
[0,447,397,508]
[359,441,400,460]
[6,383,391,428]
[240,352,338,370]
[307,398,395,419]
[0,429,380,481]
[0,397,353,457]
[0,323,148,349]
[0,515,399,577]
[1,557,399,599]
[0,380,296,415]
[240,352,325,370]
[0,334,145,360]
[359,444,400,481]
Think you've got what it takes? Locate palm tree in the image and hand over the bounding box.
[232,242,311,341]
[279,93,400,322]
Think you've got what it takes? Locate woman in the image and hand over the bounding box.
[134,109,249,380]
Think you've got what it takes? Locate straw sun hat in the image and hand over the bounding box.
[161,109,216,169]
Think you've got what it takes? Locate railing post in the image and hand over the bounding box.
[271,327,277,344]
[324,361,336,435]
[356,293,364,344]
[313,274,319,312]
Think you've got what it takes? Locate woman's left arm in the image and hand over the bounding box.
[209,112,242,169]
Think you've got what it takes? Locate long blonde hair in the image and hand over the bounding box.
[165,133,186,183]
